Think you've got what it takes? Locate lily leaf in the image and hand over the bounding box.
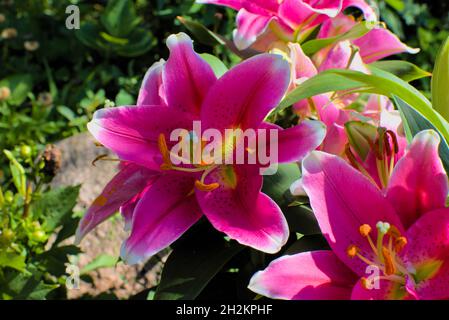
[302,22,373,56]
[277,67,449,145]
[371,60,431,82]
[394,96,449,174]
[200,53,228,78]
[432,36,449,121]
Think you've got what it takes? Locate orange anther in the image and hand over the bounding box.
[195,180,220,192]
[394,237,408,253]
[359,224,372,237]
[347,245,358,258]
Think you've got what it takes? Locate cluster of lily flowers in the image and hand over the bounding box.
[75,0,449,300]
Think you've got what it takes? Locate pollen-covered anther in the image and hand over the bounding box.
[195,180,220,192]
[158,133,172,166]
[360,277,370,290]
[394,237,408,252]
[359,224,372,237]
[347,245,359,258]
[382,247,396,275]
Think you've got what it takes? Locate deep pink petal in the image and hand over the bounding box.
[196,165,289,253]
[302,151,404,276]
[354,28,420,63]
[290,42,318,79]
[401,209,449,300]
[234,9,275,50]
[387,130,449,229]
[278,0,342,31]
[163,33,216,115]
[351,279,404,300]
[197,0,279,13]
[87,106,196,169]
[201,54,290,132]
[137,60,167,106]
[276,121,326,163]
[121,173,202,265]
[75,163,157,243]
[249,251,357,300]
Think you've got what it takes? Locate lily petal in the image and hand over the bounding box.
[278,0,342,31]
[196,0,279,13]
[201,54,290,132]
[121,173,202,265]
[87,106,196,169]
[75,163,157,244]
[354,28,420,63]
[387,130,449,229]
[401,209,449,300]
[302,151,404,276]
[234,9,276,51]
[164,33,216,115]
[137,59,167,106]
[277,121,327,163]
[196,165,289,254]
[249,251,357,300]
[351,279,403,300]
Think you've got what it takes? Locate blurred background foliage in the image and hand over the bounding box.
[0,0,448,299]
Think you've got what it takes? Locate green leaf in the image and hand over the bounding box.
[0,270,58,300]
[200,53,228,78]
[100,0,141,37]
[0,74,33,106]
[0,252,26,272]
[301,22,372,56]
[114,28,155,57]
[33,186,80,232]
[3,150,26,196]
[432,36,449,121]
[394,96,449,174]
[155,235,243,300]
[277,67,449,145]
[37,246,81,277]
[80,254,118,274]
[371,60,431,82]
[115,89,135,106]
[177,16,225,46]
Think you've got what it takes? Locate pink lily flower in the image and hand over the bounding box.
[315,14,419,66]
[76,33,326,264]
[197,0,376,50]
[250,130,449,300]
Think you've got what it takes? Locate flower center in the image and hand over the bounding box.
[158,133,221,192]
[346,221,412,290]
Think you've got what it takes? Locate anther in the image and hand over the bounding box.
[394,237,408,253]
[195,180,220,192]
[347,245,358,258]
[382,247,396,275]
[359,224,372,237]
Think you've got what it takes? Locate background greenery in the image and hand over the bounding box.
[0,0,447,300]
